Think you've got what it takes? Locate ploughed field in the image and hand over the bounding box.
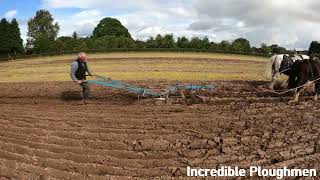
[0,53,319,179]
[0,81,319,179]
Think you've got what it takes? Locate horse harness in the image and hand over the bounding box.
[299,54,304,60]
[280,55,294,75]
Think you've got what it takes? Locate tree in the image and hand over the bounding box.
[72,31,78,40]
[231,38,251,52]
[90,36,135,49]
[219,40,231,51]
[0,18,10,56]
[270,44,279,54]
[73,38,87,51]
[270,44,287,54]
[160,34,176,48]
[190,37,202,49]
[135,40,146,48]
[27,9,59,53]
[201,37,210,49]
[309,41,320,54]
[145,37,157,48]
[155,34,163,48]
[92,17,131,38]
[53,36,75,51]
[209,42,218,50]
[8,18,24,55]
[260,43,272,54]
[177,37,190,48]
[117,36,136,48]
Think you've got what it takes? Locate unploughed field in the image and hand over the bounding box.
[0,53,319,179]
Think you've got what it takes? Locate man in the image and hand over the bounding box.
[70,52,94,104]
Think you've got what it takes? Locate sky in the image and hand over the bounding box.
[1,0,320,49]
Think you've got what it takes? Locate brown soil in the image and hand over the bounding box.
[0,81,319,179]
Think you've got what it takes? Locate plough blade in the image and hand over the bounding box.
[88,75,215,97]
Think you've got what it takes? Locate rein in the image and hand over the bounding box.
[245,77,320,95]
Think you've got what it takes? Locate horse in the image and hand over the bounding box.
[287,57,320,102]
[269,54,310,90]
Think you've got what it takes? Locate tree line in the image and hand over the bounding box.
[0,18,23,56]
[0,9,319,59]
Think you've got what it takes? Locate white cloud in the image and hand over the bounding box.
[191,0,320,49]
[57,9,103,37]
[43,0,197,39]
[42,0,95,9]
[71,9,102,25]
[42,0,153,11]
[39,0,320,49]
[3,10,18,19]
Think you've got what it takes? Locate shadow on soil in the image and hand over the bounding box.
[61,91,82,101]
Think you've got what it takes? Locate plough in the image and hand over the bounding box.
[87,75,215,98]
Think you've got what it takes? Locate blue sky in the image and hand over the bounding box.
[1,0,320,49]
[0,0,40,17]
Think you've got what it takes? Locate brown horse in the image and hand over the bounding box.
[288,57,320,102]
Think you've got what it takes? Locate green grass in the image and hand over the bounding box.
[0,52,272,82]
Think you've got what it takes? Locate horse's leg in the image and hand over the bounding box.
[289,86,303,103]
[314,82,320,101]
[269,72,277,90]
[293,88,301,102]
[269,56,277,90]
[290,76,303,103]
[292,73,308,102]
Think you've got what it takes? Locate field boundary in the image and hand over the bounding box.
[0,48,270,63]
